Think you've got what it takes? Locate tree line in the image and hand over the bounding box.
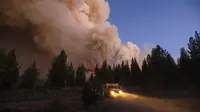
[0,50,86,90]
[89,31,200,91]
[0,31,200,91]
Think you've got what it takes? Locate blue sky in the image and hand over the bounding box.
[107,0,200,59]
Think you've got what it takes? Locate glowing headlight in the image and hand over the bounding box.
[110,91,115,94]
[119,90,123,94]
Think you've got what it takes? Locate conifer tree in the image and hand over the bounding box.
[2,49,19,89]
[47,50,68,89]
[0,48,6,90]
[75,64,85,86]
[131,58,141,86]
[66,62,75,86]
[187,31,200,87]
[19,61,39,89]
[141,59,149,88]
[177,48,191,88]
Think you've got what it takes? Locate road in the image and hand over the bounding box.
[0,89,198,112]
[91,92,157,112]
[91,92,195,112]
[95,98,157,112]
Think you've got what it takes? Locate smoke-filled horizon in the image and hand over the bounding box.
[0,0,151,78]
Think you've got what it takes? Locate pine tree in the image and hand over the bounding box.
[125,61,131,76]
[118,61,131,85]
[2,49,19,89]
[142,59,148,75]
[118,61,124,84]
[75,64,85,86]
[177,48,191,88]
[187,31,200,88]
[149,45,165,88]
[93,64,104,93]
[106,65,113,82]
[94,64,99,77]
[47,50,68,89]
[141,59,149,88]
[178,48,190,68]
[131,58,141,86]
[19,61,39,89]
[113,64,120,83]
[94,64,100,83]
[188,31,200,59]
[0,48,6,71]
[66,62,75,86]
[0,48,6,76]
[120,61,125,74]
[164,53,178,89]
[0,48,6,90]
[146,45,174,89]
[102,61,108,72]
[101,60,108,83]
[94,61,109,83]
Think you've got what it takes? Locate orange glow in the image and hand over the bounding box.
[109,90,142,99]
[119,90,124,94]
[110,91,118,97]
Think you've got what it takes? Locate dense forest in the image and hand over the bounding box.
[0,31,200,92]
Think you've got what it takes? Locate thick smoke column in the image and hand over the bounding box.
[0,0,142,74]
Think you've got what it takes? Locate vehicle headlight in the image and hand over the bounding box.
[110,91,115,94]
[119,90,123,94]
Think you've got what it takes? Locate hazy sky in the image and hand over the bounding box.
[108,0,200,59]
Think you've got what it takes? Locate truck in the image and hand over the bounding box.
[103,83,124,98]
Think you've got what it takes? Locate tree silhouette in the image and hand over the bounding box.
[144,45,178,90]
[119,61,129,85]
[94,61,109,84]
[141,59,149,88]
[187,31,200,88]
[178,48,190,68]
[131,58,141,86]
[47,50,68,89]
[66,62,75,86]
[177,47,191,88]
[0,48,6,90]
[75,64,86,86]
[188,31,200,59]
[1,49,19,89]
[106,65,114,83]
[164,53,177,89]
[101,60,108,83]
[113,64,121,83]
[19,61,39,89]
[93,64,101,85]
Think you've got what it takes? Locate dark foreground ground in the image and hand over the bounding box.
[0,87,199,112]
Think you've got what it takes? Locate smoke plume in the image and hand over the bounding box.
[0,0,147,77]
